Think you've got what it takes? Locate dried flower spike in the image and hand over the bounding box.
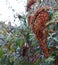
[27,6,50,58]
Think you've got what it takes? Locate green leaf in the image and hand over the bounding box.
[55,24,58,32]
[36,59,40,65]
[55,46,58,49]
[48,11,53,20]
[54,11,58,17]
[53,37,58,42]
[50,51,56,56]
[45,57,55,62]
[15,38,23,47]
[29,62,34,65]
[0,48,3,58]
[32,42,36,47]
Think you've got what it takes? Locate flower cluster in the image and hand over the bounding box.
[28,7,50,58]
